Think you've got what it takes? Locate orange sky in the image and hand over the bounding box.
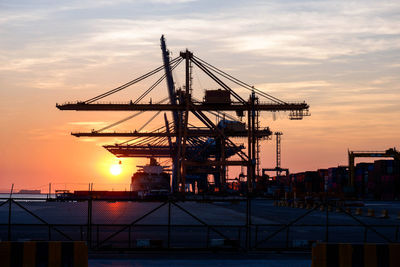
[1,0,399,192]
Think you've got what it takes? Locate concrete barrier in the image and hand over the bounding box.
[355,208,363,216]
[312,242,400,267]
[380,209,389,219]
[0,241,87,267]
[367,209,375,217]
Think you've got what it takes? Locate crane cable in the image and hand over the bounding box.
[137,111,162,132]
[134,58,183,104]
[118,120,173,146]
[85,56,181,103]
[193,55,287,104]
[119,109,165,146]
[92,59,182,132]
[95,112,143,133]
[94,97,169,133]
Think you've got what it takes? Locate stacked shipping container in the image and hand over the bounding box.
[270,159,400,200]
[354,162,373,198]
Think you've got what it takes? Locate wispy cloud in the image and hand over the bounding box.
[1,0,399,182]
[68,121,107,126]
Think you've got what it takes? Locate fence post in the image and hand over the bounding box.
[246,196,251,250]
[168,200,171,249]
[245,197,248,250]
[206,226,210,248]
[249,197,252,249]
[8,199,11,241]
[286,226,290,248]
[325,200,329,242]
[128,225,131,249]
[87,198,93,248]
[254,225,258,249]
[238,227,241,247]
[96,224,99,248]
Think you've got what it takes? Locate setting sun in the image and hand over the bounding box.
[110,164,122,176]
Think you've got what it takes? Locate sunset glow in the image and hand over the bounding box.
[0,0,399,192]
[110,164,122,176]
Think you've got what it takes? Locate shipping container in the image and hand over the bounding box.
[355,163,374,197]
[217,120,246,132]
[204,89,231,104]
[374,160,394,175]
[274,159,399,199]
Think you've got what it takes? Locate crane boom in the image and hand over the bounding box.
[57,102,309,112]
[71,128,272,137]
[161,35,179,131]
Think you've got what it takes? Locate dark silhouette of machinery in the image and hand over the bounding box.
[348,148,400,187]
[57,36,309,193]
[262,132,289,179]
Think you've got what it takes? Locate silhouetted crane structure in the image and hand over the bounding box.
[262,132,289,178]
[348,148,400,187]
[57,36,309,193]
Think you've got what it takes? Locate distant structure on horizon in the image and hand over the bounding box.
[17,189,41,194]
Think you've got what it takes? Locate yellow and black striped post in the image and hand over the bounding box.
[312,243,400,267]
[0,241,88,267]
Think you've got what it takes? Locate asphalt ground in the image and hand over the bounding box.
[88,252,311,267]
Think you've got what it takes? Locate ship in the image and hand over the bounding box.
[131,158,170,198]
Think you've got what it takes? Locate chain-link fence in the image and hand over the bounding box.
[1,198,399,251]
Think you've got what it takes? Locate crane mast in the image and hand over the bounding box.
[160,35,179,132]
[161,35,180,190]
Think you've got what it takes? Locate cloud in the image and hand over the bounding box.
[149,0,197,3]
[68,121,107,126]
[257,81,332,90]
[0,0,399,189]
[2,0,400,88]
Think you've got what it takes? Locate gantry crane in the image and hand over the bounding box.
[348,148,400,187]
[57,35,309,193]
[262,132,289,178]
